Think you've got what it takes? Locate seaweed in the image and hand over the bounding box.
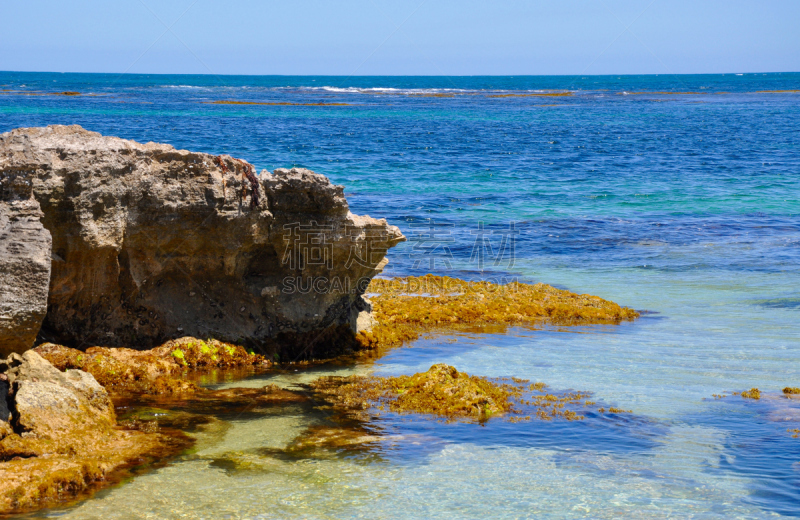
[34,338,267,396]
[488,92,572,98]
[738,388,761,400]
[309,364,616,423]
[356,275,639,352]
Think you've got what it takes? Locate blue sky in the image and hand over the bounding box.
[2,0,799,75]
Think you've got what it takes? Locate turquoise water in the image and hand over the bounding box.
[2,72,800,518]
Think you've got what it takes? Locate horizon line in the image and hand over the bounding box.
[2,70,799,78]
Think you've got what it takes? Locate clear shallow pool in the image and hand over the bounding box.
[3,71,799,518]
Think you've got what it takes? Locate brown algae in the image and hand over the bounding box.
[738,388,762,400]
[356,275,639,351]
[310,363,618,423]
[34,338,267,395]
[0,430,191,514]
[488,92,572,98]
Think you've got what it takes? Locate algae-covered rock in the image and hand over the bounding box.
[312,364,515,421]
[783,387,800,396]
[357,275,639,351]
[310,364,611,425]
[0,351,191,514]
[34,337,267,395]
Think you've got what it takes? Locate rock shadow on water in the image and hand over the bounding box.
[114,383,312,427]
[695,391,800,517]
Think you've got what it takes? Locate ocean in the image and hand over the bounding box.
[2,71,799,518]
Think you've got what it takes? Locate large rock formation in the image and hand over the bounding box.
[0,125,404,357]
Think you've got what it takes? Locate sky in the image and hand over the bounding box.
[2,0,799,76]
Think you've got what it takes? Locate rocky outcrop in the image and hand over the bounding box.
[0,125,404,357]
[0,351,190,513]
[1,350,115,439]
[0,166,52,357]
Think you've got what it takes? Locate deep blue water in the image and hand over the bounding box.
[2,71,800,519]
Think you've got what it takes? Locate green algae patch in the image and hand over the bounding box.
[160,337,264,369]
[34,338,267,396]
[357,275,639,352]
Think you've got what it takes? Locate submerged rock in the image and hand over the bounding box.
[311,364,516,421]
[0,351,190,514]
[0,125,404,356]
[310,364,614,423]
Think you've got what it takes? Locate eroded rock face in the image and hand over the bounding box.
[0,125,404,357]
[0,169,52,356]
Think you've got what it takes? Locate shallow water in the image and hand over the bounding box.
[2,72,800,518]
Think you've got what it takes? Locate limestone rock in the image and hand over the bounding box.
[0,125,404,357]
[0,176,52,356]
[2,350,115,438]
